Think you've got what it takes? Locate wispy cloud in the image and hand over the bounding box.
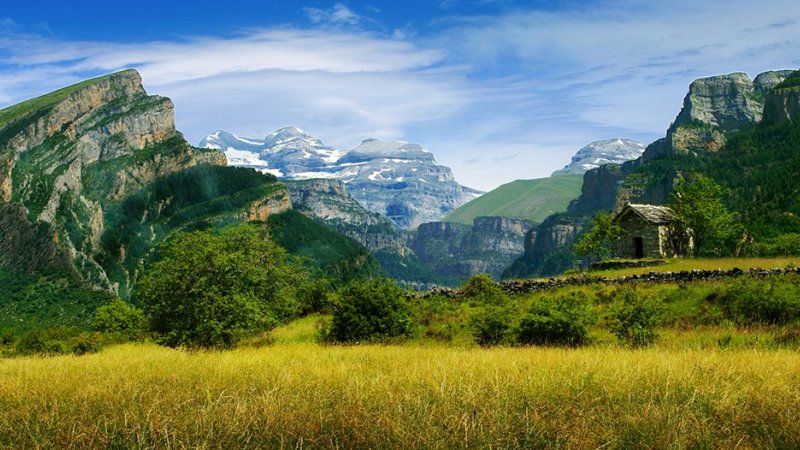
[303,3,363,26]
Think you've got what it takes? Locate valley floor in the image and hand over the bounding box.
[2,336,799,449]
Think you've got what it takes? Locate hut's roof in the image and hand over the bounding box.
[614,204,677,225]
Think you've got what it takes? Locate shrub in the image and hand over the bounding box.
[460,274,508,305]
[610,289,660,347]
[516,294,592,346]
[412,294,467,342]
[298,278,334,315]
[721,276,800,325]
[92,299,147,341]
[1,331,14,346]
[325,278,412,343]
[15,326,104,356]
[470,305,514,346]
[137,225,305,348]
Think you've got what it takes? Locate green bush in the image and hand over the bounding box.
[1,332,14,346]
[516,294,592,346]
[92,299,147,341]
[325,278,412,343]
[721,276,800,325]
[460,274,508,305]
[610,289,660,347]
[742,234,800,257]
[298,278,334,315]
[15,326,104,356]
[470,305,514,346]
[137,224,305,348]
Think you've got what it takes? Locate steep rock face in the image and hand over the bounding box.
[285,178,407,254]
[763,72,800,125]
[0,70,226,291]
[552,138,644,176]
[670,72,764,133]
[569,162,632,214]
[200,128,481,229]
[754,70,797,92]
[242,188,292,222]
[503,214,587,279]
[409,216,533,282]
[283,178,448,287]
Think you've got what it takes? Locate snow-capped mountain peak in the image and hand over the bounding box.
[552,138,645,176]
[199,127,479,228]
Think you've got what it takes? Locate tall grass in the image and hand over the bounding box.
[1,342,799,448]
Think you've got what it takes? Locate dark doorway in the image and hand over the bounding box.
[634,237,644,258]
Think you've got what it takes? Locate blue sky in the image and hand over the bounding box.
[1,0,799,190]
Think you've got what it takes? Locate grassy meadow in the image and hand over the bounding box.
[1,321,800,449]
[4,259,800,448]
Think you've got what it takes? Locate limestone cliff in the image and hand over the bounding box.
[0,70,230,292]
[285,178,408,255]
[409,216,533,283]
[502,213,586,279]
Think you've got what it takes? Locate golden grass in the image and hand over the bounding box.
[587,257,800,278]
[1,341,799,449]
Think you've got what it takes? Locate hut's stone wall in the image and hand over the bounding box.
[611,214,669,258]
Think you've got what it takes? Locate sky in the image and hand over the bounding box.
[1,0,799,191]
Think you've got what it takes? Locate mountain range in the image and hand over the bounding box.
[4,65,797,332]
[199,128,481,229]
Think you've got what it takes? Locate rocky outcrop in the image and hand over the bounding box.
[754,70,797,92]
[243,188,292,222]
[552,138,644,176]
[670,72,763,133]
[1,70,146,155]
[409,216,533,282]
[285,178,407,255]
[575,70,795,215]
[0,69,226,291]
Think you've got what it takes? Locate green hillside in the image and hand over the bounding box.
[445,175,583,225]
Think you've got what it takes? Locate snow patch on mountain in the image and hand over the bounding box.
[552,138,645,176]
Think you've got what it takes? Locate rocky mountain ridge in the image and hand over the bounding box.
[200,127,481,229]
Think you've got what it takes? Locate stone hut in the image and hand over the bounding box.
[611,204,693,259]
